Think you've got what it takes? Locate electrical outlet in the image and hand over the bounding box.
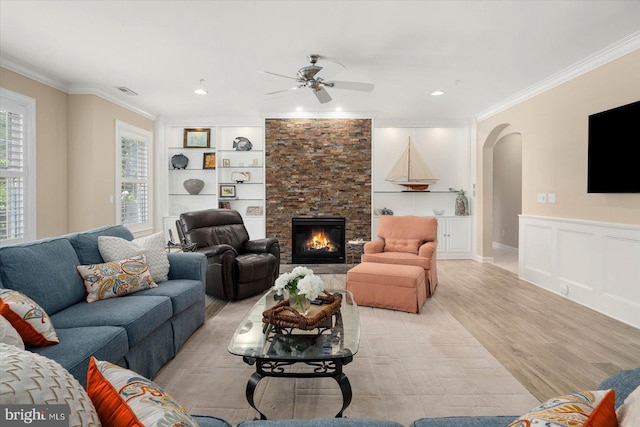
[548,193,556,203]
[537,193,547,203]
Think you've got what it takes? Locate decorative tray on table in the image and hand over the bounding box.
[262,291,342,330]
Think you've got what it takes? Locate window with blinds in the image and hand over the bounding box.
[116,121,153,233]
[0,89,35,244]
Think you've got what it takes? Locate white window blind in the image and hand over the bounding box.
[116,121,153,233]
[0,89,35,244]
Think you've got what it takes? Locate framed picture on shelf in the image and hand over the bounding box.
[219,201,231,209]
[184,128,210,148]
[203,152,216,169]
[219,185,236,198]
[222,158,230,167]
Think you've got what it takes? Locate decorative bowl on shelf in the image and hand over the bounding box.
[183,179,204,195]
[433,209,445,215]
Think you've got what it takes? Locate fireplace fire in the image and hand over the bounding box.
[304,229,338,252]
[292,217,345,264]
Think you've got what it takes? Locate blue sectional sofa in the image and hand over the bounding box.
[409,368,640,427]
[0,225,207,388]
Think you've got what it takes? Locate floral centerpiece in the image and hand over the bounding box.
[273,266,324,315]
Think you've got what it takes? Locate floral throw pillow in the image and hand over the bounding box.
[77,255,157,303]
[0,289,59,346]
[508,389,617,427]
[86,357,197,426]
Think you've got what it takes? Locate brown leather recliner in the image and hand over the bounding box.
[176,209,280,301]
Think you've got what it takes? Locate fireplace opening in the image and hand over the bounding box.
[292,217,346,264]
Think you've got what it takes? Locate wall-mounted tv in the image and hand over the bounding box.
[587,100,640,193]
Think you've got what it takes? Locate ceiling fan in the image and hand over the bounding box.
[261,54,374,104]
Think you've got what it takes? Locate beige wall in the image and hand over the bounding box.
[492,132,522,248]
[477,49,640,256]
[67,95,154,232]
[0,67,69,238]
[1,67,155,236]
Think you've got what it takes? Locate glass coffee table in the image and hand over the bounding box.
[228,288,360,420]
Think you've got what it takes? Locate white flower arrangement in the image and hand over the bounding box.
[274,266,324,301]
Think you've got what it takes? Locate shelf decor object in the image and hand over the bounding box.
[183,179,205,195]
[233,136,253,151]
[246,206,263,216]
[202,152,216,169]
[184,128,211,148]
[171,153,188,169]
[222,158,230,167]
[231,171,250,183]
[385,136,438,191]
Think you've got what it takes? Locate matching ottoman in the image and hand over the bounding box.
[346,262,427,313]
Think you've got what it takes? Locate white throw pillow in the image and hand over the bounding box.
[617,385,640,427]
[0,314,25,350]
[98,232,169,282]
[0,342,101,426]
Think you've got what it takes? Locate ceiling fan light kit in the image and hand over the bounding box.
[262,54,374,104]
[194,79,208,95]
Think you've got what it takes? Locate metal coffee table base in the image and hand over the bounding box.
[243,355,354,420]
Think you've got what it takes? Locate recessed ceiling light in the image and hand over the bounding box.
[296,106,303,112]
[430,90,445,96]
[335,106,343,112]
[194,79,208,95]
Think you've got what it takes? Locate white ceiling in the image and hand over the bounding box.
[1,0,640,125]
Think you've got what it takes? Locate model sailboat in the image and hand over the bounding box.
[385,137,438,191]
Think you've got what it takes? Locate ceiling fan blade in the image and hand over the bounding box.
[266,86,300,95]
[259,70,299,81]
[328,81,375,92]
[314,86,332,104]
[314,61,345,81]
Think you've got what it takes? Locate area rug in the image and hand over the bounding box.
[153,274,538,425]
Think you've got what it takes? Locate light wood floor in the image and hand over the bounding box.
[435,259,640,401]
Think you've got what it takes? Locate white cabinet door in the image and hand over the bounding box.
[437,216,471,259]
[445,217,471,254]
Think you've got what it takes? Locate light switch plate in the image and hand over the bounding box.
[537,193,547,203]
[548,193,556,203]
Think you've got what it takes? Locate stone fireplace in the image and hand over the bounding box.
[265,118,372,264]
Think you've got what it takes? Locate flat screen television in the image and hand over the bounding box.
[587,100,640,193]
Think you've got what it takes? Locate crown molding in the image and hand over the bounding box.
[0,54,71,93]
[476,30,640,122]
[1,54,156,121]
[68,83,157,121]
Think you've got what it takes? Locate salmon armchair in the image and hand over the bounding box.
[362,215,438,296]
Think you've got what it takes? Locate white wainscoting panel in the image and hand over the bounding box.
[520,215,640,329]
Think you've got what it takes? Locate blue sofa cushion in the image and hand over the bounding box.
[128,279,203,315]
[409,416,516,427]
[67,225,134,265]
[50,295,173,346]
[598,368,640,409]
[192,415,233,427]
[0,238,85,315]
[29,326,129,387]
[238,419,404,427]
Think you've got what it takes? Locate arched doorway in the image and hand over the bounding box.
[480,124,522,272]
